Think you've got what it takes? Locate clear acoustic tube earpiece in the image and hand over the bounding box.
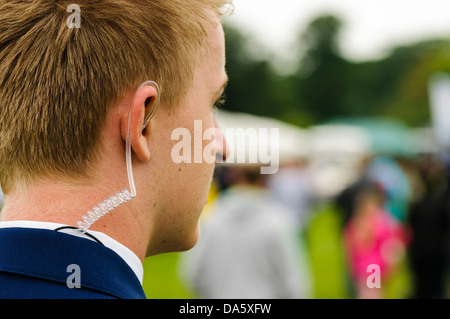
[77,81,160,232]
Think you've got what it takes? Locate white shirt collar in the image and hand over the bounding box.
[0,220,144,284]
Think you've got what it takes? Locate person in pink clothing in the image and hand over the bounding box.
[344,183,406,298]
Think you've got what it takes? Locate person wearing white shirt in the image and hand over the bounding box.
[182,166,313,299]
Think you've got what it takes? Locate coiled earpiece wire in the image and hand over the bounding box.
[77,81,160,232]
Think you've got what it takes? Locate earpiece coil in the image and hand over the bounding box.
[77,81,159,232]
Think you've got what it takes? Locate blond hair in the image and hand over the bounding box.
[0,0,232,193]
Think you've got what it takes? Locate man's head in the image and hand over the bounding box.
[0,0,231,256]
[0,0,230,192]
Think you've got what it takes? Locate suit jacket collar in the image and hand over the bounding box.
[0,227,146,299]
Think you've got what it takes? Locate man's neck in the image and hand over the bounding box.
[0,178,151,262]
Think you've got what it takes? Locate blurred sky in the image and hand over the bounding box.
[227,0,450,64]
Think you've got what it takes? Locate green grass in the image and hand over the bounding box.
[305,203,351,298]
[143,252,195,299]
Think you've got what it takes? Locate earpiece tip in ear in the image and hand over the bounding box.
[141,81,161,130]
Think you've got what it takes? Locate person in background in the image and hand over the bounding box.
[182,165,312,299]
[407,156,450,299]
[343,182,406,299]
[366,156,411,223]
[267,159,315,231]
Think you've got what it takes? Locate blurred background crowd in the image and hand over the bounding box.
[142,0,450,299]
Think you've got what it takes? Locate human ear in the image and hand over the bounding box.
[120,82,160,162]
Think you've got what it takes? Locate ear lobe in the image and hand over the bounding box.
[120,84,159,162]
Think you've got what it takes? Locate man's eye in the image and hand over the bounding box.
[213,93,226,111]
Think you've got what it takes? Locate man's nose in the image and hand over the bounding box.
[212,115,228,163]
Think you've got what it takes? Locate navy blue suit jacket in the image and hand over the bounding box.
[0,227,146,299]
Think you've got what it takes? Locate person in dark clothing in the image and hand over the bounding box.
[408,157,450,299]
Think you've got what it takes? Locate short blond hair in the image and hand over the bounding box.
[0,0,232,193]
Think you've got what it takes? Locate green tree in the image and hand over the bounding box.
[380,40,450,126]
[222,14,450,128]
[295,15,352,123]
[222,25,311,126]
